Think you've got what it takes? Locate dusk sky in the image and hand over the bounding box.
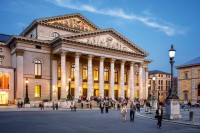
[0,0,199,76]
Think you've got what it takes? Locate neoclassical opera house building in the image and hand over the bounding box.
[0,13,151,105]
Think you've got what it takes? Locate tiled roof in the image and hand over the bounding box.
[176,56,200,68]
[0,34,11,43]
[148,70,170,75]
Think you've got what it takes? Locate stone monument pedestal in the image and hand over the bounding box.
[165,99,181,120]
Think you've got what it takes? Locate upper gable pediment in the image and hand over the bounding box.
[64,29,148,56]
[76,34,135,53]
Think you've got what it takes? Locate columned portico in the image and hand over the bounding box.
[110,58,116,99]
[120,60,125,98]
[129,62,135,100]
[75,53,81,99]
[99,57,105,97]
[60,50,67,100]
[87,55,93,99]
[16,49,24,102]
[139,63,143,99]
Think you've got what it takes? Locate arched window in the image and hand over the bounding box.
[34,59,42,79]
[104,68,109,83]
[94,67,99,82]
[51,32,60,38]
[114,69,118,84]
[82,65,88,82]
[124,71,127,84]
[70,64,75,81]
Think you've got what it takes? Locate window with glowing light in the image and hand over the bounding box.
[82,65,88,82]
[34,59,42,79]
[124,71,127,84]
[0,74,9,89]
[94,67,99,82]
[114,69,118,84]
[70,64,75,81]
[35,85,41,98]
[57,62,61,80]
[104,68,109,83]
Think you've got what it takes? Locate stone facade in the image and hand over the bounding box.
[1,13,151,104]
[177,62,200,104]
[148,70,171,103]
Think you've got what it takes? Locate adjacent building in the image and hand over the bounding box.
[176,56,200,104]
[0,13,151,105]
[148,70,171,102]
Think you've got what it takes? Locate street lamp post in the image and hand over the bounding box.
[151,75,157,109]
[67,77,72,100]
[165,45,181,119]
[24,78,29,104]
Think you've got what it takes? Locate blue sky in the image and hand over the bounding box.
[0,0,200,76]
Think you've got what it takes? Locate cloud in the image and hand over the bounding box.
[45,0,184,36]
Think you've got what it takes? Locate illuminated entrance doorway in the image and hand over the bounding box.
[94,89,99,97]
[83,88,87,97]
[0,92,8,105]
[114,90,118,99]
[104,90,109,97]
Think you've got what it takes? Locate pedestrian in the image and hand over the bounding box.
[156,105,163,128]
[81,101,84,109]
[99,101,104,114]
[130,101,136,122]
[70,102,74,111]
[21,101,23,108]
[73,102,77,112]
[89,101,92,109]
[52,102,55,110]
[105,100,109,113]
[121,103,127,122]
[55,102,58,110]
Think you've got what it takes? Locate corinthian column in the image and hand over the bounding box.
[16,49,24,102]
[99,57,105,97]
[87,55,93,99]
[60,50,67,100]
[110,58,116,99]
[120,60,125,98]
[75,53,81,99]
[139,63,143,100]
[129,62,135,100]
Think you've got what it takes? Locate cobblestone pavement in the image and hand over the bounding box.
[0,109,200,133]
[137,107,200,126]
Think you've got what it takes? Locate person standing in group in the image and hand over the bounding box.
[156,105,163,128]
[105,100,109,113]
[73,101,77,112]
[55,102,58,110]
[99,101,104,114]
[130,101,136,122]
[121,103,127,122]
[70,102,74,112]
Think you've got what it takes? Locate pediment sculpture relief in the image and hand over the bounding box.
[81,35,134,53]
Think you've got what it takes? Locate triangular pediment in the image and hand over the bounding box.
[37,13,99,32]
[64,29,148,56]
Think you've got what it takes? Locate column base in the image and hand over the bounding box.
[165,99,182,120]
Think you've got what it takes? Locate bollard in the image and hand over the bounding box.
[189,111,194,121]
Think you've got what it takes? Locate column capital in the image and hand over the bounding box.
[88,54,94,60]
[110,58,116,63]
[121,60,126,64]
[100,56,105,62]
[59,50,67,55]
[16,49,24,56]
[129,61,135,66]
[75,52,81,58]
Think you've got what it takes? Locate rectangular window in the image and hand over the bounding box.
[82,66,88,82]
[184,92,188,101]
[35,85,41,98]
[104,68,109,83]
[70,64,75,81]
[94,67,99,82]
[124,72,127,84]
[114,70,118,84]
[0,48,2,52]
[184,71,188,79]
[0,57,2,66]
[57,65,61,80]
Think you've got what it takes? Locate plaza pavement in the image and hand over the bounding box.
[0,108,200,133]
[0,105,200,127]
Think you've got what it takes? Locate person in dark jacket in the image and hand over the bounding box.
[156,105,163,128]
[99,101,104,114]
[130,101,136,122]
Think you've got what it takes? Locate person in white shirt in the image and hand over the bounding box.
[121,103,127,121]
